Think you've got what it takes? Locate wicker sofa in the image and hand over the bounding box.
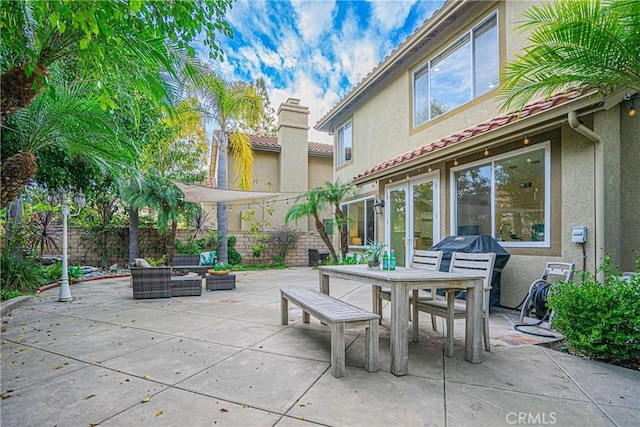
[172,254,216,277]
[131,266,203,299]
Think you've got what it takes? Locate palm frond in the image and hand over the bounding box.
[499,0,640,112]
[7,78,137,181]
[229,132,254,190]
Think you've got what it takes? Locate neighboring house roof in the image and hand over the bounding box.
[245,133,280,150]
[244,133,334,157]
[353,89,590,181]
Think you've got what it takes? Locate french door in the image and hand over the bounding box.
[385,174,440,267]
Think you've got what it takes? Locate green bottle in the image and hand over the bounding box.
[390,250,396,271]
[382,251,389,270]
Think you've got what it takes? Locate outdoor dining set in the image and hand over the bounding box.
[281,250,496,377]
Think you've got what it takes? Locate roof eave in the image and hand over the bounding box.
[314,0,468,132]
[353,91,605,185]
[309,151,333,158]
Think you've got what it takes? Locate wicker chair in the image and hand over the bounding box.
[130,267,173,299]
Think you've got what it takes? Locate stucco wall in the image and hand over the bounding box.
[323,1,637,308]
[619,101,640,271]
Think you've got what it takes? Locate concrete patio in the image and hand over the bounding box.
[1,267,638,426]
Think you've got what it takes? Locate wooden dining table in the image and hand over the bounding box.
[318,264,485,376]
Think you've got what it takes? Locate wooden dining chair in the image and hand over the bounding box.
[375,250,443,327]
[412,251,496,355]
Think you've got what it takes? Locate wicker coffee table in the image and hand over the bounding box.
[171,275,203,296]
[205,273,236,291]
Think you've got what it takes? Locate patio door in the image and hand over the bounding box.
[385,174,440,267]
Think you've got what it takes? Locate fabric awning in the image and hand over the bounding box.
[171,181,286,203]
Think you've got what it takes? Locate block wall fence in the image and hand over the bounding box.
[47,227,330,268]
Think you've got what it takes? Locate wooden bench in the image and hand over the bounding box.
[280,288,380,378]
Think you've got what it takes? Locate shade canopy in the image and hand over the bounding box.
[171,181,286,203]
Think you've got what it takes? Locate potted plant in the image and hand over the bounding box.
[364,240,386,269]
[208,262,231,275]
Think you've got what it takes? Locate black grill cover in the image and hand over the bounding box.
[429,235,510,307]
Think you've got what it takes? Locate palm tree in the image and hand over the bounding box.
[318,179,355,259]
[128,169,186,265]
[0,79,136,208]
[197,71,262,263]
[286,189,338,262]
[499,0,640,112]
[0,0,233,118]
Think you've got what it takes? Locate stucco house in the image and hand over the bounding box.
[205,98,333,236]
[315,0,639,307]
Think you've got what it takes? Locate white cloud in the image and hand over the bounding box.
[368,0,418,33]
[210,0,445,143]
[291,0,337,46]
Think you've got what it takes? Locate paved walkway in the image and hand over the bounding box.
[1,268,638,426]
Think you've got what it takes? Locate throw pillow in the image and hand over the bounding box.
[199,251,215,266]
[135,258,151,268]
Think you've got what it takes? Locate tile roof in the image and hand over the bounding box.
[308,142,334,155]
[244,133,333,156]
[246,133,279,149]
[354,89,586,181]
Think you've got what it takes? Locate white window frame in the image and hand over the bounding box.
[336,119,352,166]
[412,11,498,127]
[341,196,377,249]
[449,142,551,248]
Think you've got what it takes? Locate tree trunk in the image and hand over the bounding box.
[1,151,38,209]
[335,207,349,258]
[128,205,139,267]
[166,220,178,266]
[217,133,229,264]
[0,64,48,119]
[314,217,337,262]
[6,196,24,259]
[206,131,219,188]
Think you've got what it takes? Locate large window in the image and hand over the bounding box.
[413,13,498,126]
[336,120,352,166]
[452,144,550,247]
[342,197,376,247]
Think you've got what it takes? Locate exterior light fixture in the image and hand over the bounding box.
[372,198,385,215]
[523,135,530,145]
[624,94,637,117]
[484,147,489,156]
[453,158,459,166]
[51,187,86,302]
[427,165,432,173]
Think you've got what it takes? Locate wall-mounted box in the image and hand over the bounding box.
[572,226,587,243]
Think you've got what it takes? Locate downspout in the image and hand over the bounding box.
[568,111,604,281]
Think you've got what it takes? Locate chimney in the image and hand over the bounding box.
[277,98,309,193]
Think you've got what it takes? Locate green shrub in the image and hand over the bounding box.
[43,262,83,283]
[175,236,205,254]
[0,252,47,293]
[1,289,23,301]
[227,235,242,266]
[175,230,220,254]
[547,263,640,366]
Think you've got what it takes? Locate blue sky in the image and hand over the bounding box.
[210,0,446,143]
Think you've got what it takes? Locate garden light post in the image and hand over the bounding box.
[54,187,86,302]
